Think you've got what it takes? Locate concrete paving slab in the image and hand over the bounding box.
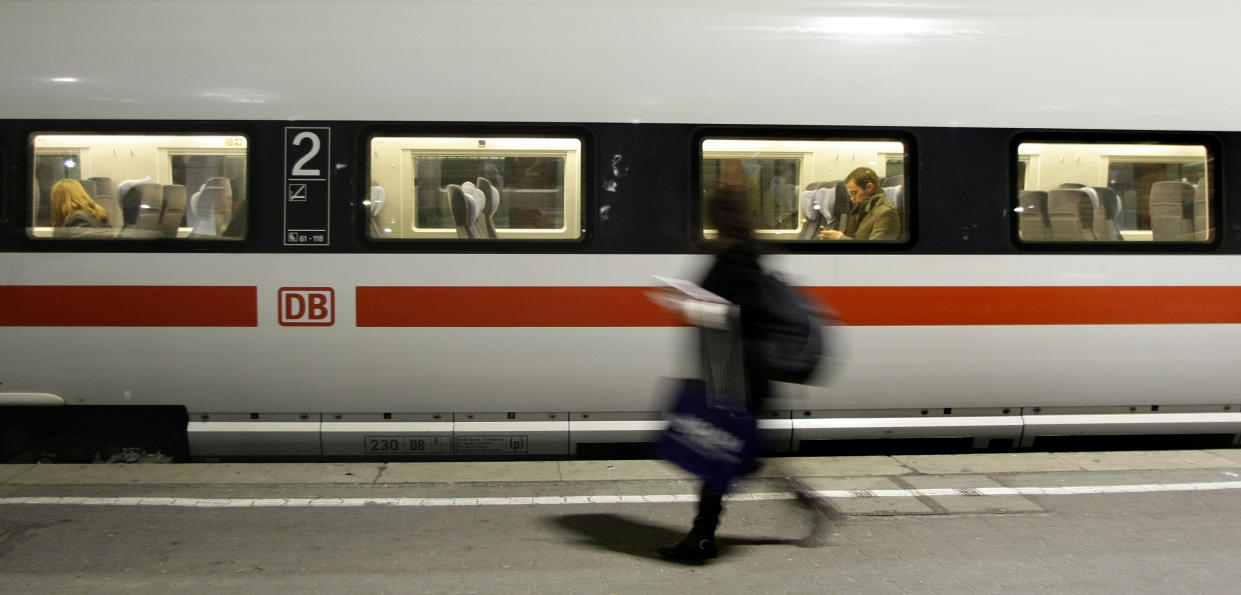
[1203,449,1241,465]
[6,464,210,485]
[1055,450,1240,472]
[798,476,934,515]
[190,463,381,484]
[0,465,34,483]
[996,468,1241,490]
[557,460,693,482]
[757,455,911,478]
[892,452,1086,475]
[379,461,561,483]
[901,474,1045,514]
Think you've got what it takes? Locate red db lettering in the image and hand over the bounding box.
[278,288,335,326]
[309,293,329,320]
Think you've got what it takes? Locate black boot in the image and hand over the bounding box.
[657,531,717,560]
[658,485,722,560]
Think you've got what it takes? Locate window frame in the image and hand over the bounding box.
[1009,132,1222,251]
[362,129,590,245]
[692,127,917,251]
[23,126,256,248]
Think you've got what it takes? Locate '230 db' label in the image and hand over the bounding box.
[363,436,452,454]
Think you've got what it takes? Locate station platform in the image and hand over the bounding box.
[3,450,1241,593]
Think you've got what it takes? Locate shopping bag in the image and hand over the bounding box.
[658,378,758,494]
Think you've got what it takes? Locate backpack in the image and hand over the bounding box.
[754,272,829,384]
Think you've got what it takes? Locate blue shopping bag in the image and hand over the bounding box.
[658,378,758,494]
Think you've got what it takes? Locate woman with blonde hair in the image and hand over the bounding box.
[50,178,110,236]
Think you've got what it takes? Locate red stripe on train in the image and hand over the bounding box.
[0,286,258,327]
[356,285,1241,327]
[356,286,681,327]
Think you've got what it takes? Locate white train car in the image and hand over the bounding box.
[2,0,1241,461]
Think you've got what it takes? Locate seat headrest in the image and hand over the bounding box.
[882,184,903,207]
[801,187,834,221]
[87,176,115,196]
[1048,188,1092,212]
[448,184,481,227]
[1090,187,1121,220]
[1078,187,1100,209]
[135,182,163,206]
[203,177,232,191]
[800,190,819,221]
[803,181,835,192]
[368,186,386,218]
[461,181,485,221]
[116,176,153,204]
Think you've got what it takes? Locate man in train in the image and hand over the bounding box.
[818,167,901,241]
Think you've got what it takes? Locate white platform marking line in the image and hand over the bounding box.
[4,481,1241,508]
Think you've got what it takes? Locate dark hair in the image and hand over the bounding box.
[705,185,754,240]
[844,167,881,195]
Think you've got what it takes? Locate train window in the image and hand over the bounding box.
[1015,142,1213,243]
[367,136,583,240]
[29,134,248,240]
[700,138,909,242]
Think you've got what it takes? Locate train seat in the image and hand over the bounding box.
[78,178,98,198]
[368,185,387,236]
[1017,190,1049,241]
[188,178,234,237]
[77,179,100,224]
[1046,188,1096,241]
[160,184,187,238]
[460,181,489,238]
[1057,182,1087,189]
[447,184,479,239]
[1077,186,1101,210]
[1078,186,1114,242]
[883,182,904,213]
[1194,180,1209,241]
[881,183,906,238]
[1089,186,1123,240]
[809,180,850,231]
[31,177,40,227]
[1149,181,1196,241]
[368,185,386,218]
[115,176,153,227]
[188,187,232,237]
[120,182,165,238]
[85,176,123,230]
[476,178,500,239]
[768,175,798,229]
[798,183,833,239]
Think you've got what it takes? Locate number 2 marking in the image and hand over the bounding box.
[291,131,321,176]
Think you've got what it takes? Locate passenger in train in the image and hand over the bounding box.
[818,167,901,241]
[655,186,771,561]
[50,179,111,238]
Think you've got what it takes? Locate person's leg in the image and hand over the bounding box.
[692,484,723,538]
[658,483,721,560]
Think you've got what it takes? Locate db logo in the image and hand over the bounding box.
[279,287,334,326]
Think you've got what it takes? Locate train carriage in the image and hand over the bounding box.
[2,0,1241,461]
